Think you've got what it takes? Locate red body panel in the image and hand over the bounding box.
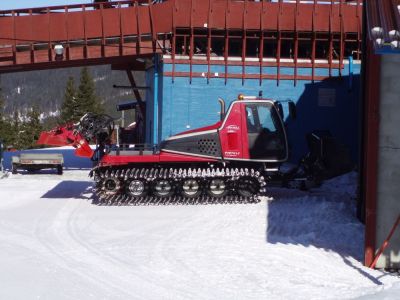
[99,151,218,166]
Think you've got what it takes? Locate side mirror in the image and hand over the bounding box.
[288,101,297,120]
[218,97,226,121]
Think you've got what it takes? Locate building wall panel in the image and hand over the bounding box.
[375,55,400,269]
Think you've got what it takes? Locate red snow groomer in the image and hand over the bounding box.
[38,95,293,203]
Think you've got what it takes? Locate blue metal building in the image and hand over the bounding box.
[146,56,361,163]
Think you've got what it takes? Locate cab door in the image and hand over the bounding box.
[244,102,287,161]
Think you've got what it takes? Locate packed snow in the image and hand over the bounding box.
[0,147,399,299]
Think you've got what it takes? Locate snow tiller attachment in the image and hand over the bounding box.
[38,95,293,204]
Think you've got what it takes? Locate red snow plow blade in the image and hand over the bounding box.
[37,130,70,146]
[37,126,94,158]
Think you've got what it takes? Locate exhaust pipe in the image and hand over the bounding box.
[218,98,226,121]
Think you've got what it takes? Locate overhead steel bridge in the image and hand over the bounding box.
[0,0,362,82]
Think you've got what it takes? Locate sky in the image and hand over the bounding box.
[0,1,90,10]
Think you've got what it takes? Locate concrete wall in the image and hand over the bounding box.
[375,55,400,269]
[153,58,361,162]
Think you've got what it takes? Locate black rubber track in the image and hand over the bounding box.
[91,166,267,205]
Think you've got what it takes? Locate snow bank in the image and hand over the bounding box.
[0,167,399,299]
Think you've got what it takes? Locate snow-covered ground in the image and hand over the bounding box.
[0,148,399,299]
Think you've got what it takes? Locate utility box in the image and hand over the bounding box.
[12,153,64,175]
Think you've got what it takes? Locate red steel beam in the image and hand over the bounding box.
[0,0,362,74]
[364,40,381,268]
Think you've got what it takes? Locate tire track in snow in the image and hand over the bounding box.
[65,202,178,300]
[34,199,140,299]
[148,209,218,300]
[148,204,270,300]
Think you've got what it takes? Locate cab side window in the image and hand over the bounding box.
[258,105,277,132]
[246,106,258,133]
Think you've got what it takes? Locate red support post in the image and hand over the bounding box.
[364,42,381,268]
[29,9,34,64]
[118,2,124,56]
[82,5,88,59]
[357,0,361,61]
[148,0,157,53]
[207,0,212,84]
[339,0,344,77]
[312,0,316,83]
[224,0,230,85]
[328,1,333,78]
[65,7,70,61]
[12,11,17,65]
[189,0,194,84]
[100,3,106,57]
[259,0,265,86]
[294,0,299,87]
[242,0,248,86]
[277,0,282,86]
[47,8,52,62]
[136,2,142,55]
[171,2,176,83]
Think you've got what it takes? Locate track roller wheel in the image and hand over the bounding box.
[103,178,121,195]
[236,177,260,197]
[153,179,173,197]
[181,179,202,198]
[207,178,227,198]
[126,179,148,198]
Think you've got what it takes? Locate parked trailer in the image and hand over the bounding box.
[12,153,64,175]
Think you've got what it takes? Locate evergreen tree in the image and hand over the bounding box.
[11,110,22,149]
[60,76,78,123]
[0,89,12,148]
[0,90,4,120]
[0,92,5,146]
[19,106,43,149]
[76,67,104,117]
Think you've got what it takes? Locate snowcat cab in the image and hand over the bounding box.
[161,95,288,167]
